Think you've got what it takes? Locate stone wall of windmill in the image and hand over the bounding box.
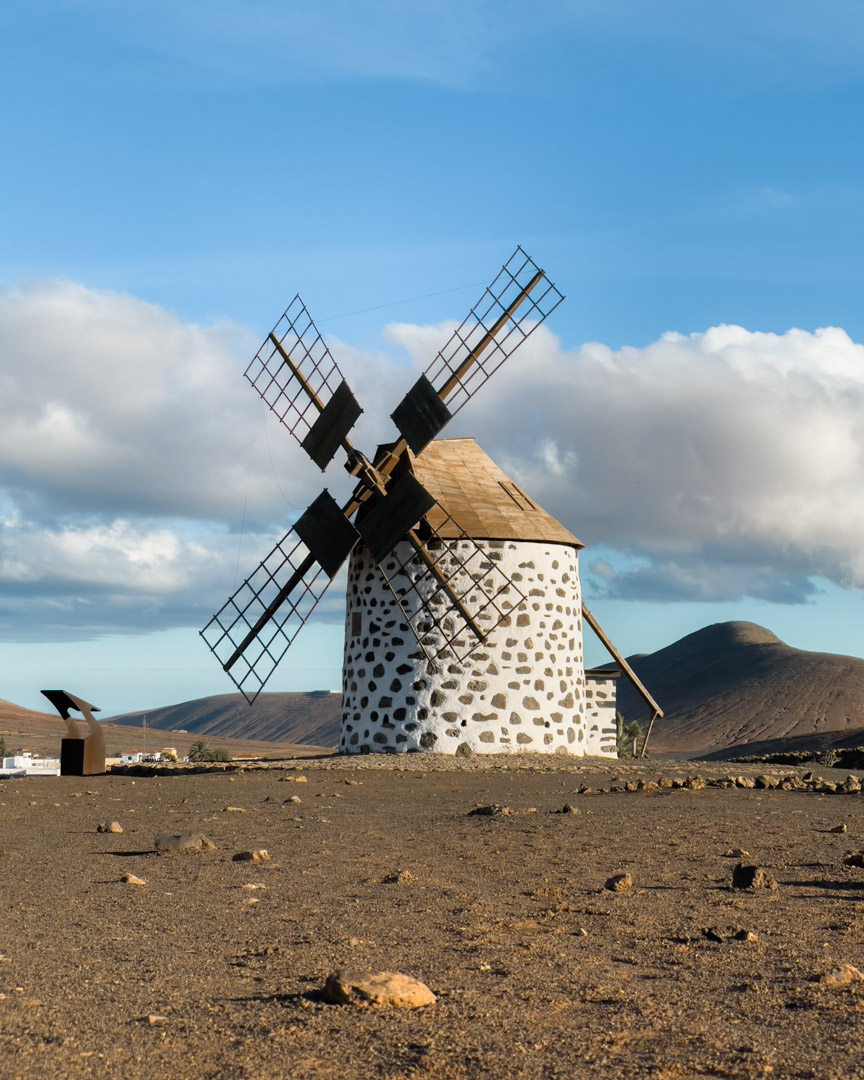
[340,537,617,757]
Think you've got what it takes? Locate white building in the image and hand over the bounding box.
[1,751,60,776]
[340,438,620,757]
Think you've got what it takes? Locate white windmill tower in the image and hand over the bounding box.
[201,249,662,755]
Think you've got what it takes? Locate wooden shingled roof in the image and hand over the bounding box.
[404,437,582,547]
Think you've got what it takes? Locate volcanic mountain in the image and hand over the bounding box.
[616,621,864,755]
[110,691,341,750]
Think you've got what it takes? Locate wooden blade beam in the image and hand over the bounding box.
[223,550,317,673]
[582,603,663,727]
[436,268,544,402]
[405,531,484,644]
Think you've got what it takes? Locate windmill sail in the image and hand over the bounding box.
[392,247,564,453]
[244,296,362,469]
[200,529,335,704]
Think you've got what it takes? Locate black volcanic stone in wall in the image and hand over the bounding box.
[396,663,412,675]
[373,664,385,679]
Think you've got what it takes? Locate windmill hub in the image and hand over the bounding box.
[201,248,661,756]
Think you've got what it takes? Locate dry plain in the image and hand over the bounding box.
[3,755,864,1080]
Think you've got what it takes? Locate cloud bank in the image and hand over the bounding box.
[2,279,864,643]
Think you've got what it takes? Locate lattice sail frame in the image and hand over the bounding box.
[243,295,346,447]
[377,514,529,665]
[423,246,564,415]
[200,529,332,704]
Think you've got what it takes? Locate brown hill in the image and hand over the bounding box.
[616,621,864,755]
[110,691,341,749]
[0,697,329,761]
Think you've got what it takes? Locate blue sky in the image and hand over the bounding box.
[2,1,864,716]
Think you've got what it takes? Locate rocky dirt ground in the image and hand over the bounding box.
[3,755,864,1079]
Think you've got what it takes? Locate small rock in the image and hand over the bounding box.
[732,864,777,890]
[468,804,512,817]
[285,795,302,804]
[830,824,848,833]
[843,851,864,868]
[147,1014,168,1025]
[754,776,777,790]
[322,969,436,1009]
[735,776,756,789]
[702,926,758,944]
[658,777,673,790]
[154,832,216,853]
[724,848,750,859]
[122,873,146,886]
[604,872,632,893]
[821,964,864,987]
[97,821,124,834]
[279,775,307,783]
[686,776,706,790]
[382,869,414,884]
[639,780,660,792]
[624,781,638,792]
[842,775,862,794]
[232,849,270,862]
[555,804,580,815]
[224,806,246,813]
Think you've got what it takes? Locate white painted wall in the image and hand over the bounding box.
[341,538,610,755]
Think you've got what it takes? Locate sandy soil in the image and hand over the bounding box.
[3,756,864,1079]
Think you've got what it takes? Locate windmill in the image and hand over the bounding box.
[201,247,662,755]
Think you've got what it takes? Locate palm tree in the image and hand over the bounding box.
[187,740,212,762]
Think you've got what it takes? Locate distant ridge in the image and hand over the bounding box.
[111,691,341,749]
[0,697,326,760]
[616,621,864,754]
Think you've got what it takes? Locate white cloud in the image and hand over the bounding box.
[0,281,307,523]
[4,279,864,644]
[444,322,864,603]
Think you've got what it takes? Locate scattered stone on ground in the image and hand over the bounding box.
[224,806,246,813]
[604,872,633,892]
[321,969,436,1009]
[232,849,270,862]
[154,831,216,853]
[96,821,124,834]
[821,964,864,987]
[723,848,749,858]
[279,775,308,783]
[468,805,513,817]
[731,863,778,890]
[285,795,301,804]
[382,869,414,884]
[555,804,580,814]
[702,927,757,943]
[829,824,848,833]
[842,851,864,868]
[121,873,146,886]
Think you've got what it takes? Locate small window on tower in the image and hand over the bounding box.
[351,612,362,637]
